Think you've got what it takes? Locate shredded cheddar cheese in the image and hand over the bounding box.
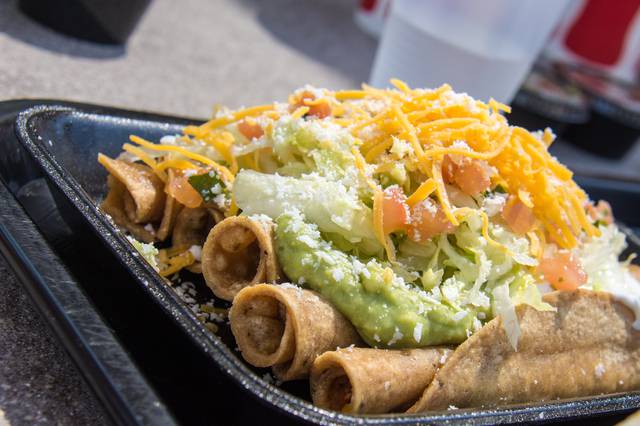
[106,79,598,264]
[156,159,198,172]
[331,81,594,249]
[291,106,310,120]
[406,179,436,207]
[129,135,235,183]
[119,145,168,182]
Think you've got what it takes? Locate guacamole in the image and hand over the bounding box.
[275,211,478,348]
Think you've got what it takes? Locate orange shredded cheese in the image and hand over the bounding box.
[129,135,234,183]
[119,144,168,182]
[159,250,195,277]
[364,139,393,162]
[291,106,310,120]
[406,179,436,207]
[156,159,198,172]
[184,104,273,138]
[104,79,598,261]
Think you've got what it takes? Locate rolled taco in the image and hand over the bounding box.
[155,193,182,241]
[230,284,362,381]
[101,176,156,243]
[156,169,183,241]
[409,289,640,412]
[173,206,223,273]
[311,347,451,414]
[172,206,219,248]
[98,154,165,223]
[202,216,279,301]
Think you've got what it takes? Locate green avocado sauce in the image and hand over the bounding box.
[275,212,478,348]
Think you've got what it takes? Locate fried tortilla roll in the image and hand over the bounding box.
[173,206,219,247]
[230,284,362,381]
[202,216,279,301]
[155,193,182,241]
[156,169,183,241]
[311,347,451,414]
[101,176,156,242]
[409,289,640,412]
[173,206,222,273]
[98,154,165,223]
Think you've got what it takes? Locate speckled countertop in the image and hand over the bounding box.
[0,0,373,424]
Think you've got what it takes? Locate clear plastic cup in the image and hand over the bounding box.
[370,0,572,102]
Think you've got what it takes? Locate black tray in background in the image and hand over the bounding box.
[1,100,640,425]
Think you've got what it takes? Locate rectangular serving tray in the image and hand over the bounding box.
[2,100,640,425]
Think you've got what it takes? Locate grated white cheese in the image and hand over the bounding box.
[452,310,467,322]
[331,268,344,281]
[413,323,423,343]
[595,363,605,378]
[297,235,319,248]
[188,245,202,262]
[387,327,403,346]
[389,137,412,159]
[482,193,507,217]
[144,223,155,234]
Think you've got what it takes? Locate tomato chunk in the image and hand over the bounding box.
[408,198,456,243]
[586,200,613,225]
[237,119,264,140]
[538,251,587,291]
[166,172,202,208]
[290,90,332,118]
[442,154,492,196]
[502,195,536,234]
[382,186,409,234]
[630,264,640,280]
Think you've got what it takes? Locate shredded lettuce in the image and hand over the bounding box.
[127,236,160,271]
[577,224,640,328]
[492,282,520,350]
[233,170,381,254]
[271,117,357,180]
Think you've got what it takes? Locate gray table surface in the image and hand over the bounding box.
[0,0,372,424]
[1,0,639,424]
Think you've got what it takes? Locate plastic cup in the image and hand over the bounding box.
[370,0,571,102]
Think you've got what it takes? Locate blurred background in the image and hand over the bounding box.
[2,0,640,181]
[1,0,640,424]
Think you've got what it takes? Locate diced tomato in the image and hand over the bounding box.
[291,91,332,118]
[166,173,202,208]
[382,186,409,234]
[442,154,492,196]
[538,251,587,291]
[306,100,332,119]
[586,200,614,225]
[630,264,640,281]
[237,119,264,140]
[442,155,456,183]
[407,199,456,243]
[502,195,536,234]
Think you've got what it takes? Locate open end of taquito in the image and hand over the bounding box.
[202,216,278,301]
[311,347,451,414]
[155,169,183,241]
[408,289,640,412]
[101,175,156,242]
[172,206,219,247]
[230,286,294,368]
[155,193,182,241]
[98,153,165,223]
[230,284,362,381]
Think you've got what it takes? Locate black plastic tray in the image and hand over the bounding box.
[1,100,640,425]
